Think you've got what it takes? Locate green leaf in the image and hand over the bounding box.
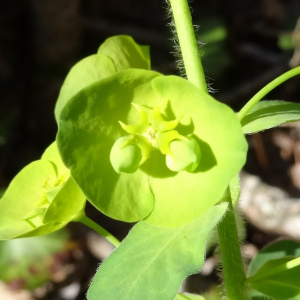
[57,70,247,227]
[87,203,227,300]
[0,230,69,290]
[249,258,300,300]
[248,240,300,277]
[251,290,271,300]
[98,35,150,72]
[248,240,300,300]
[241,101,300,134]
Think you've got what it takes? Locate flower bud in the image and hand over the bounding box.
[110,137,142,173]
[166,138,201,172]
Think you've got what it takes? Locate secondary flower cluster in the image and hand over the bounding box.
[22,173,68,228]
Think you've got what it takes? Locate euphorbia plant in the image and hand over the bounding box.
[2,0,300,299]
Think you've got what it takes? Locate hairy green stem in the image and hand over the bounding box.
[217,189,248,300]
[237,66,300,121]
[74,211,120,247]
[169,0,207,93]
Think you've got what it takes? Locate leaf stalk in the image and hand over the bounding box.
[237,66,300,121]
[73,211,120,247]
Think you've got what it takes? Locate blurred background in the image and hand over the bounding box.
[1,0,300,299]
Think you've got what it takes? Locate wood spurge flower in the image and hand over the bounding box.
[0,142,86,239]
[2,24,300,299]
[110,101,201,173]
[56,67,247,227]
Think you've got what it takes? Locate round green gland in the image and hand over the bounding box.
[167,138,201,172]
[110,137,142,173]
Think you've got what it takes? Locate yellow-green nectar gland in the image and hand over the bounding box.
[22,173,69,228]
[110,102,201,173]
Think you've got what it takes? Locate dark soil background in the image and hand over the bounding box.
[1,0,300,299]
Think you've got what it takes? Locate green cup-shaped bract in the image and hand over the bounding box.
[166,138,201,172]
[57,68,248,227]
[55,35,150,122]
[0,142,86,240]
[110,137,142,173]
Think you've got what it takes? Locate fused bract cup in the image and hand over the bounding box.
[55,35,151,121]
[57,68,248,227]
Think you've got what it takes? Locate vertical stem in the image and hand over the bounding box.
[169,0,207,93]
[217,189,248,300]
